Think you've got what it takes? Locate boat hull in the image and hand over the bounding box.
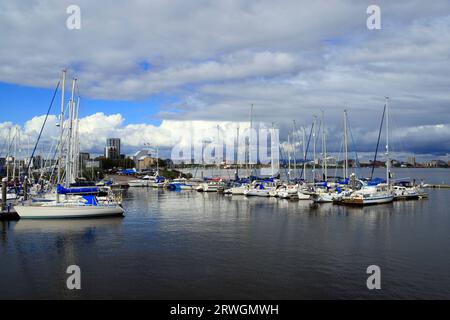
[244,190,270,197]
[14,204,124,219]
[128,181,149,187]
[297,192,311,200]
[341,195,394,206]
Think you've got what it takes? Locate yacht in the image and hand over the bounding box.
[341,183,394,205]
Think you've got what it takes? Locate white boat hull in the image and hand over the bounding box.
[342,194,394,205]
[313,193,334,203]
[128,180,149,187]
[244,189,270,197]
[297,192,311,200]
[15,204,124,219]
[229,187,248,195]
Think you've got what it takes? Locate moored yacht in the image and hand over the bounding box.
[341,183,394,205]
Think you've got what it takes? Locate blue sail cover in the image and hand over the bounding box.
[82,195,98,206]
[315,181,328,187]
[57,184,100,195]
[367,177,386,186]
[337,178,349,185]
[118,169,137,175]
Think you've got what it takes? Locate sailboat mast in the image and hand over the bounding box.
[385,96,390,186]
[156,145,159,174]
[343,109,349,179]
[236,124,239,180]
[249,104,253,177]
[74,96,80,180]
[66,78,76,187]
[287,132,291,181]
[302,126,306,181]
[292,120,297,180]
[321,111,327,181]
[313,115,317,182]
[271,122,275,177]
[12,127,17,181]
[6,128,11,181]
[217,124,220,174]
[58,70,66,186]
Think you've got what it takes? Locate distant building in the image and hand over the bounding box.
[137,156,158,172]
[105,138,121,159]
[133,150,149,164]
[407,156,416,167]
[425,160,448,168]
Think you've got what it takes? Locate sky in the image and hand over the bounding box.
[0,0,449,161]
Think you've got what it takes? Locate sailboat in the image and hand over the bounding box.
[15,71,124,219]
[341,98,394,206]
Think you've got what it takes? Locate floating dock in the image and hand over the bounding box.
[424,184,450,189]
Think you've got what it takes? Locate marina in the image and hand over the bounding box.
[1,1,450,305]
[0,71,448,300]
[1,168,449,299]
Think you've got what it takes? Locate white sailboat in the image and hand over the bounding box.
[341,183,394,205]
[15,71,124,219]
[341,98,394,206]
[244,181,276,197]
[15,200,124,219]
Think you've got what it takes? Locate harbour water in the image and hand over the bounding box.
[0,168,449,299]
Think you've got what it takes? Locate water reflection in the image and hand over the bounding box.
[0,187,449,299]
[14,217,123,235]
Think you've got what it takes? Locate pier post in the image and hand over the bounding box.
[2,177,7,211]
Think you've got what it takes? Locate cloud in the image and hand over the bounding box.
[0,112,449,165]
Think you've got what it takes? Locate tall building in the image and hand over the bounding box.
[105,138,121,159]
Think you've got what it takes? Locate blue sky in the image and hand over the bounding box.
[0,82,175,126]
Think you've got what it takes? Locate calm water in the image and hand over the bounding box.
[0,168,449,299]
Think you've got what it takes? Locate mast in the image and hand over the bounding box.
[27,136,31,178]
[287,132,291,181]
[249,104,253,177]
[12,127,17,182]
[312,115,317,182]
[321,111,327,181]
[216,124,220,176]
[343,109,349,179]
[271,122,275,177]
[65,78,76,187]
[156,145,159,175]
[235,124,239,180]
[385,96,390,186]
[58,70,66,187]
[302,126,306,181]
[74,96,80,180]
[6,127,11,181]
[292,120,297,180]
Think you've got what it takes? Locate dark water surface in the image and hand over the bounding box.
[1,169,450,299]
